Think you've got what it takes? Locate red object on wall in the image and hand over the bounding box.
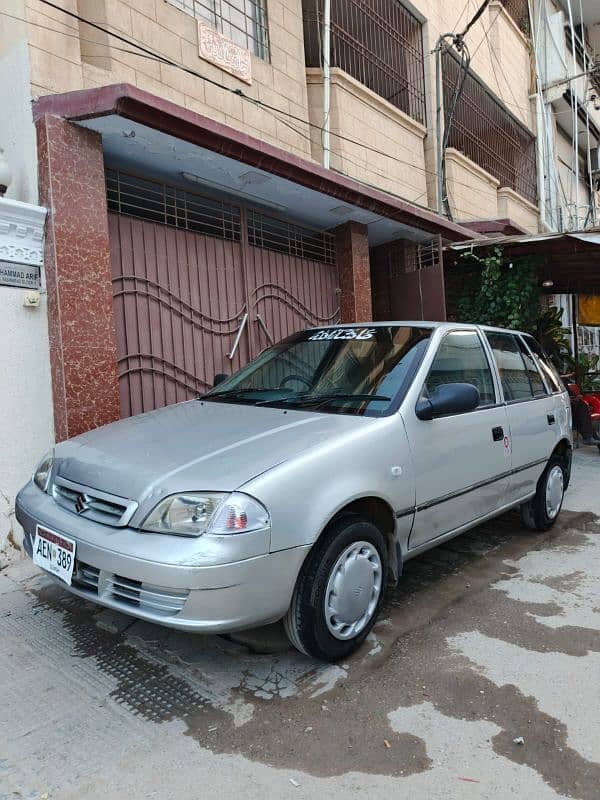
[37,114,121,441]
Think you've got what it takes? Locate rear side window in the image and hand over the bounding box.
[522,335,564,393]
[425,330,496,407]
[515,337,547,396]
[485,332,536,401]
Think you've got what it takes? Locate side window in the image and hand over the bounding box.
[485,332,539,401]
[425,331,496,407]
[522,335,563,393]
[515,337,548,396]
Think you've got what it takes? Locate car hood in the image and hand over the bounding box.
[54,400,365,504]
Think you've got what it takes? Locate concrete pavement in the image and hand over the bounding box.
[1,449,599,799]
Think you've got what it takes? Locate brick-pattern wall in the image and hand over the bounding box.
[23,0,535,214]
[445,148,500,221]
[306,69,429,205]
[25,0,312,159]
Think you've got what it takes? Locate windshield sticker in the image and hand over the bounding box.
[308,328,376,341]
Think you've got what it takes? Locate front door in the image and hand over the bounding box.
[407,329,511,549]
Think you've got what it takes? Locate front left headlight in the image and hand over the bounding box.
[140,492,270,537]
[33,450,54,493]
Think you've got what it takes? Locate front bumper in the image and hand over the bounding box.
[16,481,309,633]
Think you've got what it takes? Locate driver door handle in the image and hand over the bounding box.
[492,426,504,442]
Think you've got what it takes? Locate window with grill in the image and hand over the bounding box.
[247,210,336,264]
[168,0,269,59]
[106,171,242,241]
[500,0,530,36]
[442,50,537,205]
[302,0,426,125]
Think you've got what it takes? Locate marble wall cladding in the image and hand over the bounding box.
[335,221,373,324]
[36,114,121,441]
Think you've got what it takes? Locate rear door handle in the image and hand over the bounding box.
[492,426,504,442]
[547,414,555,425]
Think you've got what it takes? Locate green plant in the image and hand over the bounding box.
[534,306,571,368]
[456,247,540,331]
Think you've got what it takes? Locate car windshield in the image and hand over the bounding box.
[201,325,432,416]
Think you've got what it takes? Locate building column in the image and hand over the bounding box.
[36,114,120,441]
[334,221,372,323]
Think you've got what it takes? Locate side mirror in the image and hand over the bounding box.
[213,373,229,387]
[416,382,480,420]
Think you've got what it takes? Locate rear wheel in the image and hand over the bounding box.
[284,516,388,661]
[520,454,566,532]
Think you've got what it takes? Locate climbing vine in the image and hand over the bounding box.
[456,246,541,331]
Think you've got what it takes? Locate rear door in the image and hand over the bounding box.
[484,331,558,503]
[407,329,511,549]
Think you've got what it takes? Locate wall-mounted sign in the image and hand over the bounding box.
[198,21,252,85]
[0,261,40,289]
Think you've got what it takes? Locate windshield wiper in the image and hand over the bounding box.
[198,388,282,401]
[256,392,391,409]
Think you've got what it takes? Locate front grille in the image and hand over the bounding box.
[68,560,189,618]
[51,477,137,527]
[108,574,189,617]
[72,561,100,593]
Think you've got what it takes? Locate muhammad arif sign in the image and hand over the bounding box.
[0,261,40,289]
[198,21,252,84]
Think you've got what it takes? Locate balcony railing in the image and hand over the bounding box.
[443,51,537,205]
[302,0,426,126]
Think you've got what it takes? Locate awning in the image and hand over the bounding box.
[445,229,600,293]
[33,83,475,247]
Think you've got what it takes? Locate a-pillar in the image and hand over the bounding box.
[36,114,120,441]
[334,221,372,323]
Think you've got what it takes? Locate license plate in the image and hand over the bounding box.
[33,525,76,585]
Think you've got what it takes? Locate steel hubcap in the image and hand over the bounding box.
[545,465,564,519]
[324,541,382,640]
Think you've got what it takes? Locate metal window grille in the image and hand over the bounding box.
[167,0,269,59]
[302,0,426,125]
[106,171,242,241]
[442,51,537,205]
[106,170,336,263]
[403,237,443,274]
[500,0,530,36]
[247,210,336,264]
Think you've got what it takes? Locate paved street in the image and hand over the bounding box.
[1,449,599,800]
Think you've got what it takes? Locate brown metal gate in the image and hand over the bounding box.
[108,178,339,417]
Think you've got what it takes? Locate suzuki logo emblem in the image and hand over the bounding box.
[75,493,89,514]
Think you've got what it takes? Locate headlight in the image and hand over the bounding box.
[141,492,270,537]
[33,451,54,492]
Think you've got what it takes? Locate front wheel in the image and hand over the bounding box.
[284,517,388,661]
[520,454,566,532]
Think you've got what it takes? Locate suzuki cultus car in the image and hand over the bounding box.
[17,322,572,661]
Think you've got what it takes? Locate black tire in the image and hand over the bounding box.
[520,453,566,532]
[284,516,388,661]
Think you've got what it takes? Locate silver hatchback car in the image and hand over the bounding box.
[16,322,572,661]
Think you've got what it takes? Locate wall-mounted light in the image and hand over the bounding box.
[0,148,12,197]
[542,279,554,288]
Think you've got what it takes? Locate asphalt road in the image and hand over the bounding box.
[1,448,599,799]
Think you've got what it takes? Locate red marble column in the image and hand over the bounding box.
[37,114,120,441]
[334,221,373,323]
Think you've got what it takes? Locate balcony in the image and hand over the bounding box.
[302,0,426,126]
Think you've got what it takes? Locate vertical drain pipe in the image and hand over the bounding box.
[322,0,332,169]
